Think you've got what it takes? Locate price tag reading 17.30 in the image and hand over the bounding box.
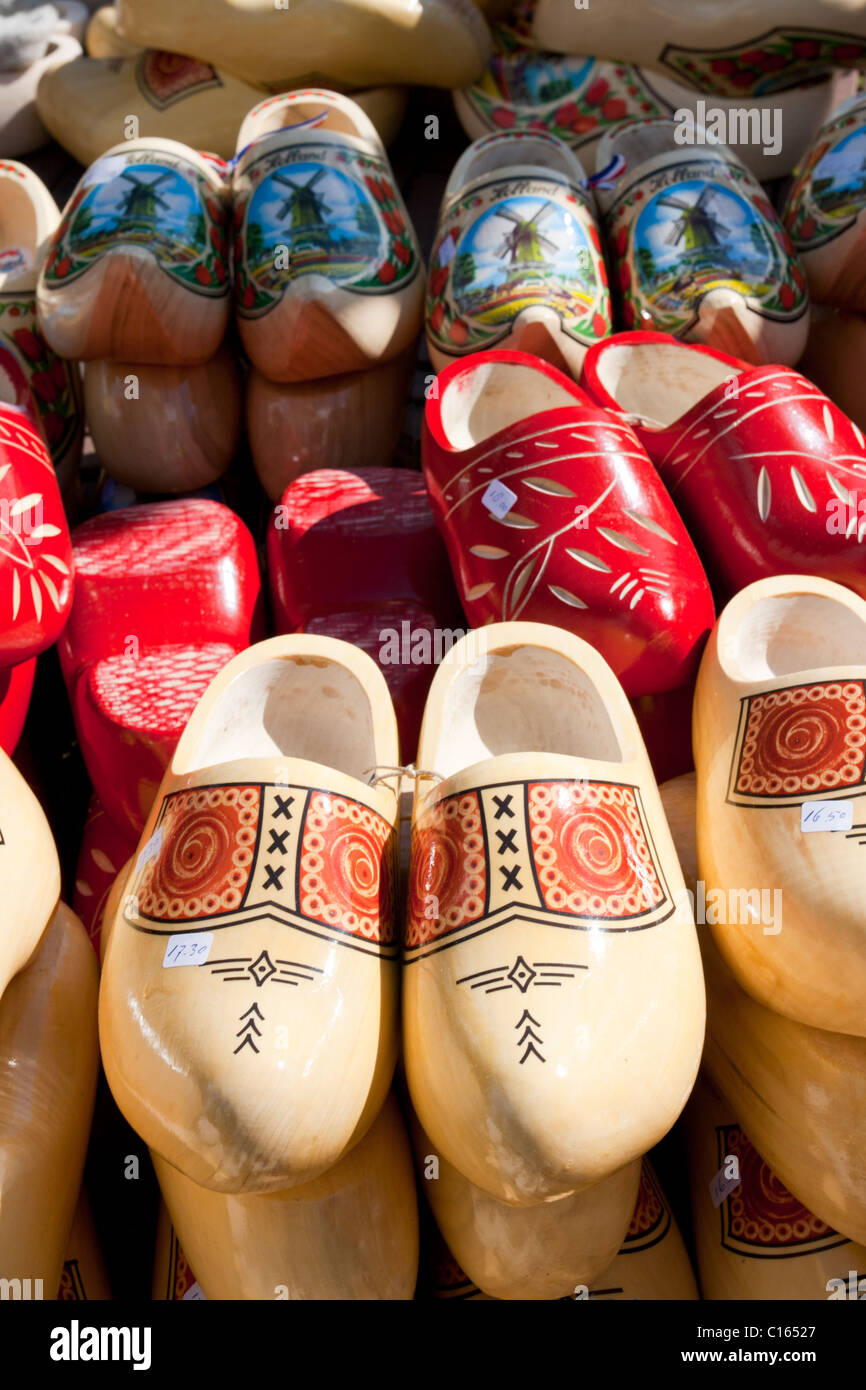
[162,932,214,969]
[800,801,853,833]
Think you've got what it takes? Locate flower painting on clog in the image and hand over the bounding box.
[784,95,866,252]
[234,139,420,318]
[607,152,805,338]
[0,306,80,464]
[428,176,609,361]
[659,30,866,99]
[43,147,229,297]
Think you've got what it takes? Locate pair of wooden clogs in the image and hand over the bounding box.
[427,121,809,373]
[0,753,99,1297]
[0,1,86,156]
[456,1,858,184]
[94,620,705,1297]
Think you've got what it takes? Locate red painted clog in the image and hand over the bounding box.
[422,350,714,697]
[581,330,866,602]
[72,793,138,953]
[59,498,261,836]
[0,655,35,755]
[0,402,73,667]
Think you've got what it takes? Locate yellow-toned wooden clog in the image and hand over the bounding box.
[588,1160,699,1300]
[694,574,866,1036]
[86,5,144,58]
[99,635,401,1194]
[404,622,705,1205]
[0,903,99,1298]
[0,747,61,999]
[152,1092,418,1299]
[58,1189,112,1300]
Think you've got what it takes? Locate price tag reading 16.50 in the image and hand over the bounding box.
[162,932,214,969]
[800,801,853,833]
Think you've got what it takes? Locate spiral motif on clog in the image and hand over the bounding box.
[405,793,486,948]
[138,787,260,920]
[299,792,394,942]
[735,681,866,797]
[720,1125,837,1251]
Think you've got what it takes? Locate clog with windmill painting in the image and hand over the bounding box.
[594,117,809,365]
[692,574,866,1037]
[580,330,866,603]
[783,91,866,312]
[232,90,424,384]
[111,0,491,90]
[0,402,73,668]
[0,160,82,486]
[37,137,232,364]
[686,1074,866,1301]
[99,635,401,1194]
[59,499,261,839]
[403,623,705,1206]
[0,903,99,1300]
[427,130,610,376]
[422,350,714,698]
[531,0,866,95]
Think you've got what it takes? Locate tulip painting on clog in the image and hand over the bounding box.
[0,404,73,667]
[783,94,866,311]
[427,131,610,375]
[595,118,808,365]
[233,91,423,384]
[422,352,714,698]
[37,138,231,363]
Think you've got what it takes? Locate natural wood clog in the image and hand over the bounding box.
[659,770,866,1247]
[693,575,866,1035]
[594,118,809,365]
[403,622,705,1205]
[233,90,423,384]
[235,88,410,154]
[422,350,714,697]
[0,402,74,668]
[84,348,242,492]
[73,793,138,952]
[0,656,35,755]
[152,1093,418,1299]
[0,160,83,484]
[37,138,232,365]
[427,131,610,375]
[86,5,143,58]
[112,0,491,90]
[59,1189,112,1301]
[687,1074,866,1301]
[414,1115,641,1300]
[0,903,99,1298]
[783,93,866,311]
[99,635,401,1193]
[60,499,261,837]
[0,745,60,998]
[581,330,866,602]
[152,1204,200,1299]
[532,0,866,94]
[246,352,412,502]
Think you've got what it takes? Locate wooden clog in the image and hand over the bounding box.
[687,1074,866,1301]
[233,90,423,384]
[0,402,74,668]
[659,770,866,1247]
[593,118,809,365]
[99,635,401,1193]
[693,574,866,1035]
[84,348,242,493]
[60,499,261,837]
[0,30,82,158]
[246,352,411,502]
[581,330,866,602]
[235,87,410,154]
[73,793,138,952]
[152,1093,418,1299]
[0,656,35,755]
[589,1160,699,1300]
[0,903,99,1299]
[532,0,866,94]
[414,1115,641,1300]
[422,350,714,697]
[427,131,610,376]
[152,1204,201,1299]
[86,5,143,57]
[0,160,83,483]
[798,305,866,433]
[112,0,491,91]
[37,137,231,365]
[59,1189,112,1301]
[403,621,705,1205]
[0,744,60,997]
[783,92,866,311]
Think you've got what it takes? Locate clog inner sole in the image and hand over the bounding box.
[594,341,739,426]
[441,360,576,449]
[730,593,866,681]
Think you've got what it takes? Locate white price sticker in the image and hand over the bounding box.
[709,1165,741,1209]
[437,232,456,265]
[482,479,518,520]
[135,826,163,872]
[162,932,213,969]
[800,800,853,833]
[182,1282,207,1301]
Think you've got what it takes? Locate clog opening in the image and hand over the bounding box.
[187,657,377,781]
[440,360,576,449]
[594,342,739,427]
[433,645,622,777]
[0,180,37,291]
[458,134,583,185]
[248,98,370,143]
[601,117,720,170]
[732,594,866,681]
